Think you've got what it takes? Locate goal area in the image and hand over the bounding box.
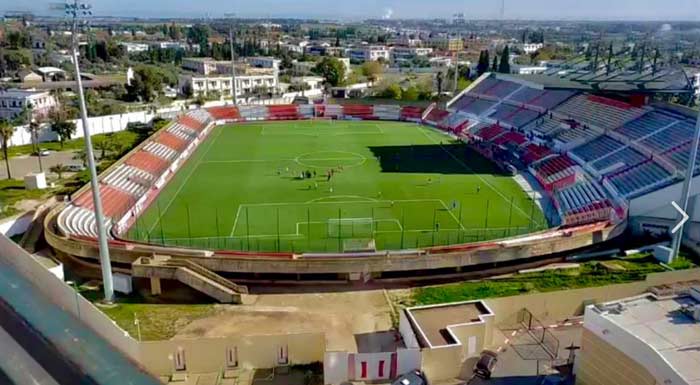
[327,217,374,238]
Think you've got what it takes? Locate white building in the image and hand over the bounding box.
[518,43,544,54]
[179,74,278,99]
[0,89,59,120]
[182,57,218,75]
[119,42,150,53]
[510,65,548,75]
[149,41,191,50]
[576,288,700,385]
[391,47,433,65]
[289,76,324,92]
[348,46,390,62]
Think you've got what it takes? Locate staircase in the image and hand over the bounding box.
[132,256,247,304]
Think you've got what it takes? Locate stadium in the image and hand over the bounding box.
[44,71,698,292]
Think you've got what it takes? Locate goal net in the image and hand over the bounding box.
[327,218,374,238]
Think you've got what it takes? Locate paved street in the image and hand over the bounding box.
[0,150,81,180]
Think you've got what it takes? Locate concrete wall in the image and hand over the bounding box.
[139,332,325,375]
[575,329,657,385]
[577,306,686,385]
[420,345,464,382]
[45,218,624,276]
[483,267,700,335]
[0,212,33,237]
[9,107,183,147]
[0,234,142,361]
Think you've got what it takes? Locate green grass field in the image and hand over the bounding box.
[126,120,548,253]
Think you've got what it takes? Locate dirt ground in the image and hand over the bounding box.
[173,290,394,352]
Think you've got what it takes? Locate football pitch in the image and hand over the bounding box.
[126,120,548,253]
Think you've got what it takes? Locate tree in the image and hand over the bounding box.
[126,65,176,102]
[402,86,419,101]
[491,55,499,72]
[499,45,511,74]
[436,71,444,95]
[73,150,87,167]
[0,119,15,179]
[313,57,346,87]
[50,111,77,149]
[27,118,45,172]
[49,163,70,179]
[380,84,402,100]
[361,61,384,84]
[477,50,490,76]
[93,136,111,159]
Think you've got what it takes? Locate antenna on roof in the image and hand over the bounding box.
[50,0,115,304]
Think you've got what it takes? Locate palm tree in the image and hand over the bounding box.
[49,163,69,179]
[27,118,43,172]
[0,119,15,179]
[73,150,88,168]
[93,136,109,159]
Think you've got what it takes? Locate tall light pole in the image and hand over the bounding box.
[670,91,700,262]
[224,13,238,105]
[59,0,114,302]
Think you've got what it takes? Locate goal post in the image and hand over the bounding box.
[327,217,374,238]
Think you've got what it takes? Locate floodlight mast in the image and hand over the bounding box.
[670,91,700,262]
[63,0,115,302]
[225,13,238,105]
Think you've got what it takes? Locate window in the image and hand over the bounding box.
[468,336,477,356]
[174,348,186,371]
[226,347,238,368]
[277,345,288,365]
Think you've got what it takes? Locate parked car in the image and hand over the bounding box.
[474,350,498,379]
[66,164,86,172]
[34,149,51,156]
[392,370,426,385]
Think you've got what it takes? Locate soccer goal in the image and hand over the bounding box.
[327,217,374,238]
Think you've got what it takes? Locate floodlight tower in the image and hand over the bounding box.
[57,0,114,302]
[224,13,238,105]
[670,90,700,261]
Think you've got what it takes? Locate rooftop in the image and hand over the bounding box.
[407,301,492,348]
[0,88,49,98]
[596,291,700,385]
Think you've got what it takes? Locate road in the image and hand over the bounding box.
[0,150,80,180]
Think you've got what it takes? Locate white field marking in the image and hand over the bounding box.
[417,125,538,224]
[228,198,444,237]
[146,125,224,236]
[294,218,403,236]
[200,156,362,165]
[237,198,444,207]
[229,205,243,237]
[437,199,467,231]
[306,195,378,203]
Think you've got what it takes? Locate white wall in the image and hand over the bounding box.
[9,107,184,147]
[0,212,33,237]
[581,305,687,385]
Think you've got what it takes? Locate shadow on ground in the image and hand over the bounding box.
[368,144,509,176]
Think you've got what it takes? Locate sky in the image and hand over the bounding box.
[6,0,700,21]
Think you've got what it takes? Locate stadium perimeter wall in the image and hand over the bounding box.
[45,215,625,276]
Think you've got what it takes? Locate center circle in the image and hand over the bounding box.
[295,151,367,169]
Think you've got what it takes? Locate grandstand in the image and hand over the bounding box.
[46,72,698,282]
